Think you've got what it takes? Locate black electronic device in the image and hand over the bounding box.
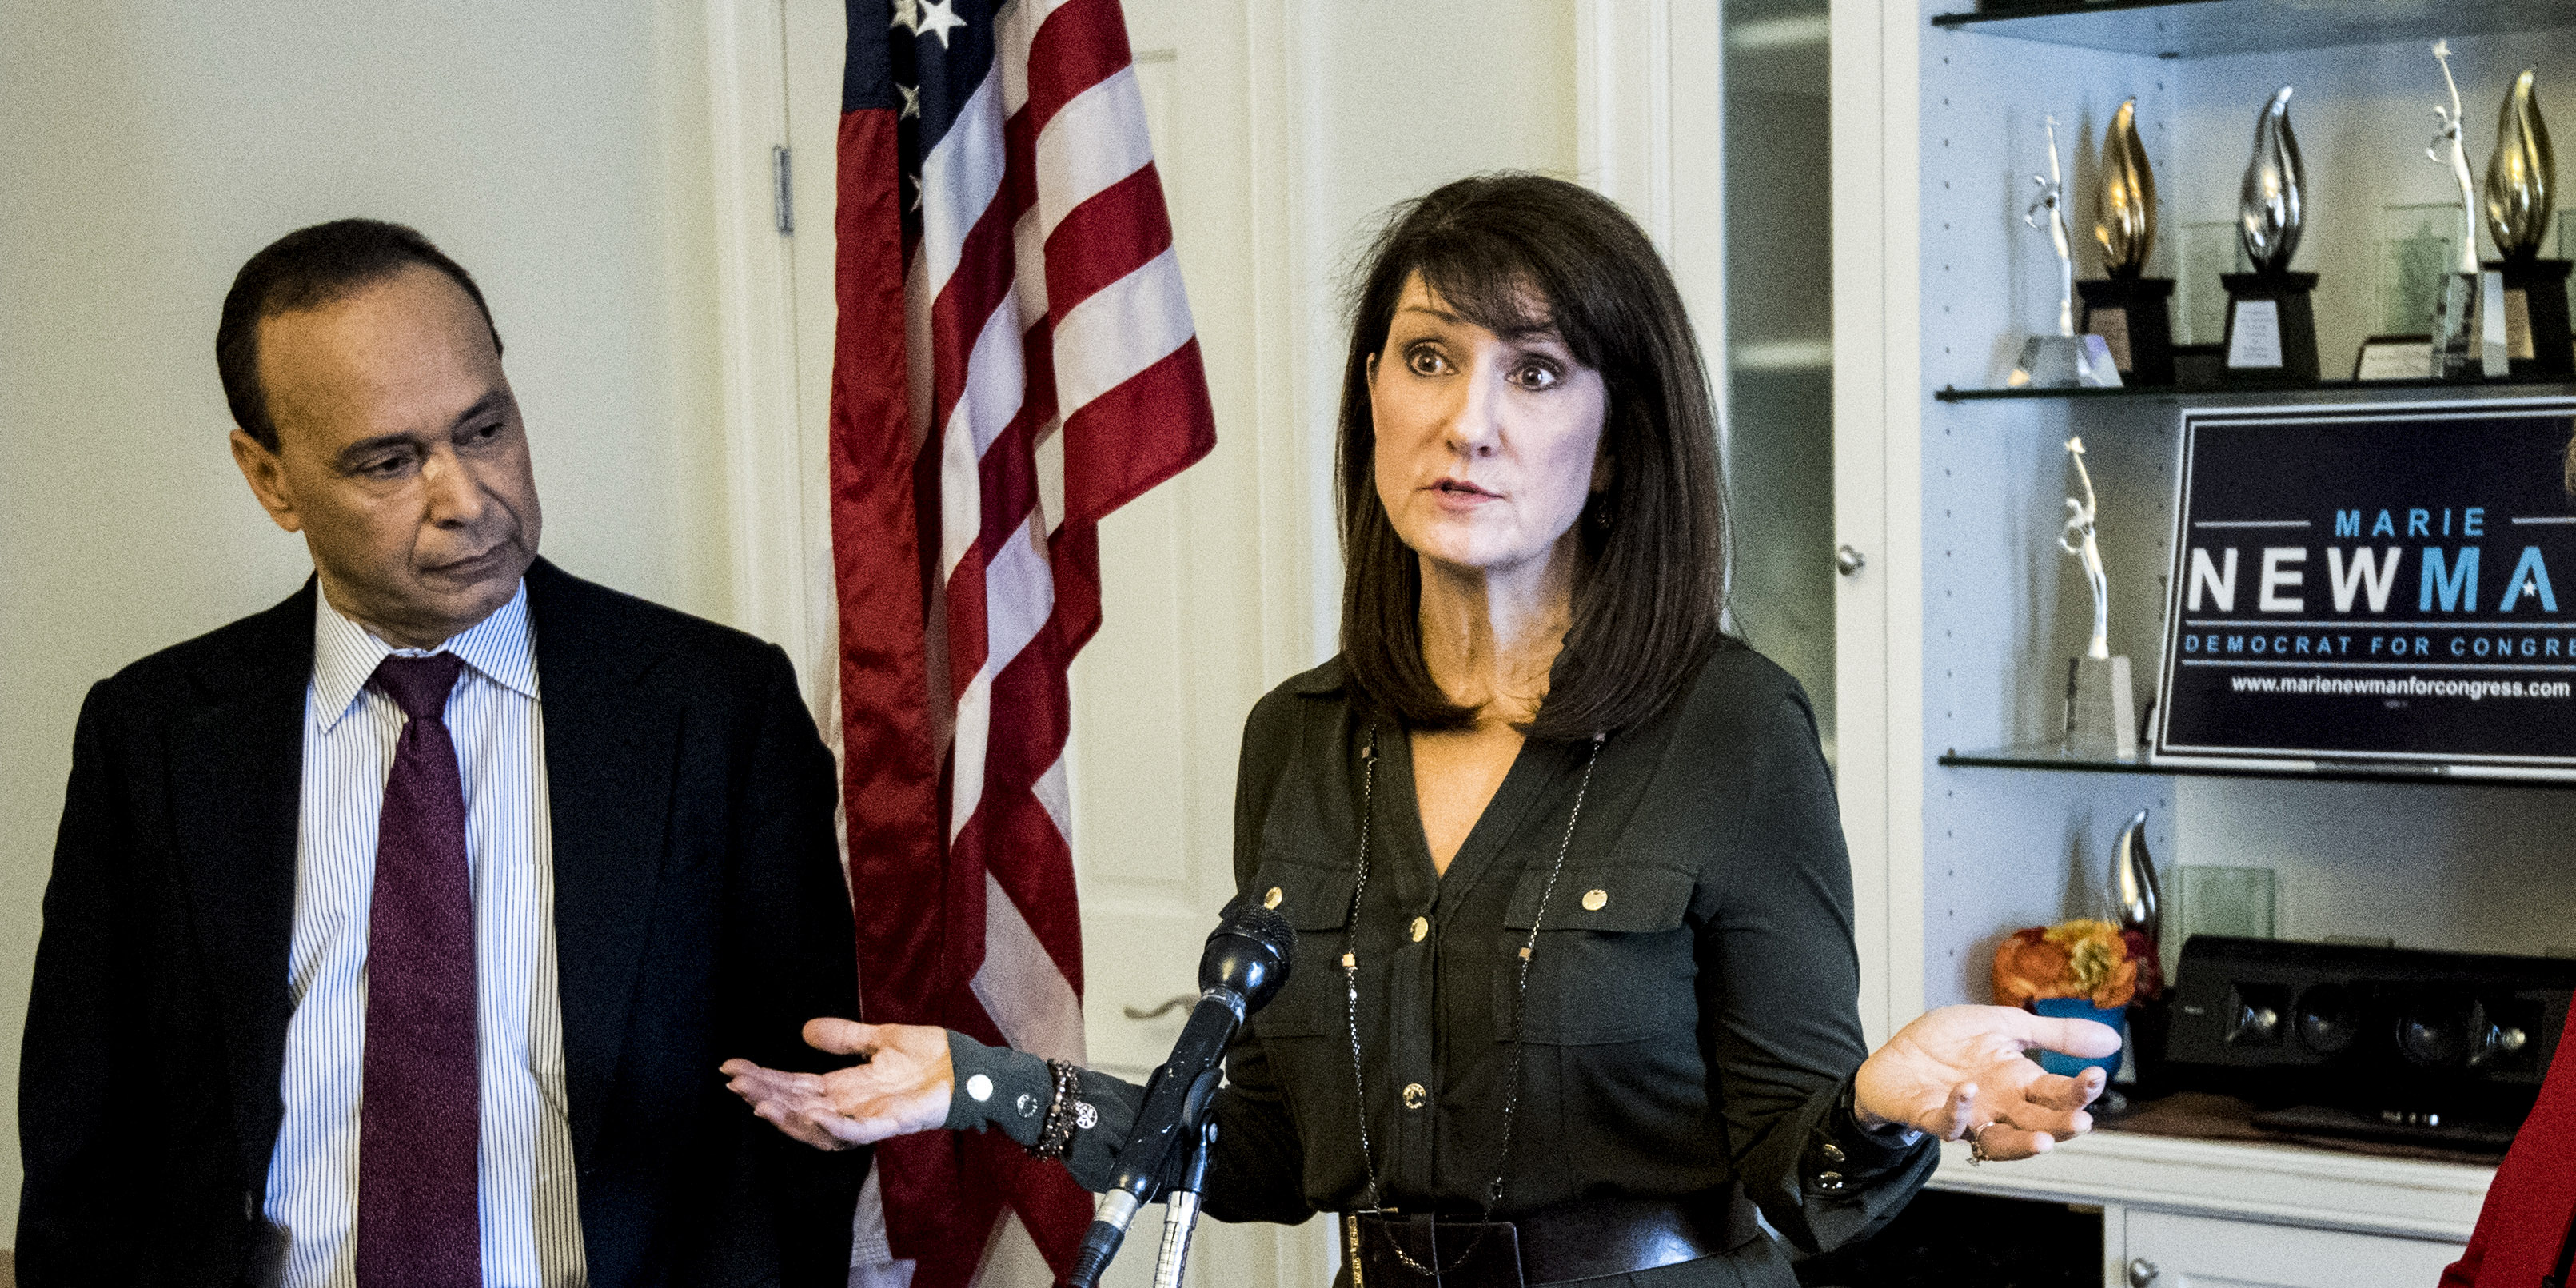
[2159,935,2576,1146]
[1065,904,1295,1288]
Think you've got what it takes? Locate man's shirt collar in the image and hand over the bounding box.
[311,580,537,731]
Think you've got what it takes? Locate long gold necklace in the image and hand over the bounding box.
[1339,725,1605,1281]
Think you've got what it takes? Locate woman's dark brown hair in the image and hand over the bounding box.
[1336,173,1730,740]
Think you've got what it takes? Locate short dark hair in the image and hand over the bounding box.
[1335,173,1732,740]
[216,218,501,449]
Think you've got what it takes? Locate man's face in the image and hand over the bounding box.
[229,265,541,648]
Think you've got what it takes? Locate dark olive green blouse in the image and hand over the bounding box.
[944,646,1936,1280]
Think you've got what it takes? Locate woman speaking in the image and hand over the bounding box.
[726,174,2116,1285]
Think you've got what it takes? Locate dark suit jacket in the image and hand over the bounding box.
[18,559,863,1288]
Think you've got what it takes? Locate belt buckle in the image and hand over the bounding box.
[1350,1212,1524,1288]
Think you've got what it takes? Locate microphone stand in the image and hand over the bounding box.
[1150,1118,1218,1288]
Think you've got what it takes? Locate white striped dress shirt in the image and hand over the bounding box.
[263,583,585,1288]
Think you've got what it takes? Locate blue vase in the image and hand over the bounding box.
[2031,997,2127,1077]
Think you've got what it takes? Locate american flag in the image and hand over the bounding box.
[830,0,1216,1282]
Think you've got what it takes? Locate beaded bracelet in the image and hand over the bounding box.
[1031,1059,1096,1159]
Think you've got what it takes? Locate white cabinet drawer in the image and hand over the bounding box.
[2122,1210,2464,1288]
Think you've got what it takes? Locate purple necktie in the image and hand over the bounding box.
[357,653,481,1288]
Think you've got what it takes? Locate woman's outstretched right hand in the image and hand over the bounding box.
[721,1019,955,1151]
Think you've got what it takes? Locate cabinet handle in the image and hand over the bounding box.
[1122,994,1194,1021]
[2126,1258,2159,1286]
[1836,544,1867,576]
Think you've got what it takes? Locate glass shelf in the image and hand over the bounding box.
[1929,0,2576,60]
[1940,743,2576,789]
[1935,376,2576,402]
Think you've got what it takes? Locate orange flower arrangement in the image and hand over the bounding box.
[1992,919,2163,1011]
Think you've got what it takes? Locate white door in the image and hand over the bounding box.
[2121,1210,2464,1288]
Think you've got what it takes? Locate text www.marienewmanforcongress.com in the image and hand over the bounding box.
[2228,674,2576,700]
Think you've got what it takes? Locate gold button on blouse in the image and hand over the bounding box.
[1401,1083,1428,1110]
[1410,915,1430,942]
[1581,888,1609,911]
[1263,887,1283,909]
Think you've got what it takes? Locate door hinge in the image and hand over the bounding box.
[772,146,794,235]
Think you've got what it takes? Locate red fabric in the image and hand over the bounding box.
[2442,1003,2576,1286]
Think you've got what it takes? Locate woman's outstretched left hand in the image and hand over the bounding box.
[1852,1003,2123,1161]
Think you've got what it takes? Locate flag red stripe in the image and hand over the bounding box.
[832,106,948,1026]
[923,210,1023,461]
[1043,162,1176,324]
[1022,0,1137,140]
[963,648,1080,987]
[1060,338,1217,526]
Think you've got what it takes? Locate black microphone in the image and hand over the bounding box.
[1063,903,1295,1288]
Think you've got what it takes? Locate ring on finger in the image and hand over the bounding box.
[1968,1122,2000,1166]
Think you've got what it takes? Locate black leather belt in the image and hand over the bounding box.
[1346,1188,1761,1286]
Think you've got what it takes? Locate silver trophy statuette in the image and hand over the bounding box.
[2113,808,2160,950]
[2239,86,2305,275]
[2012,117,2121,389]
[2431,41,2510,377]
[2060,437,2137,757]
[2060,437,2111,661]
[2220,86,2321,381]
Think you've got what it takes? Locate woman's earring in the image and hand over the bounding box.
[1591,499,1615,530]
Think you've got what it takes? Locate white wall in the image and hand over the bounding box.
[0,0,732,1229]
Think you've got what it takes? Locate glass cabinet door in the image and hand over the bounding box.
[1721,0,1838,757]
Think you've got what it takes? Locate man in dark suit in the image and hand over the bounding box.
[18,219,862,1288]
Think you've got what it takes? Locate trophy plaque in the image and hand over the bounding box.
[2012,117,2123,389]
[2483,69,2570,377]
[2430,42,2512,381]
[2222,86,2319,385]
[2060,437,2136,757]
[2078,99,2176,385]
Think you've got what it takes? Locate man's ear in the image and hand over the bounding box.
[229,428,305,534]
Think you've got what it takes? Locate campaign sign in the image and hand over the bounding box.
[2155,399,2576,770]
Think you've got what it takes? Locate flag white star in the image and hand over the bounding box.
[917,0,966,49]
[890,0,919,33]
[899,82,920,118]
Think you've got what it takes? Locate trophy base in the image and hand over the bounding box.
[2219,272,2319,385]
[2433,270,2512,381]
[2077,277,2176,385]
[2008,334,2123,389]
[2486,257,2575,378]
[2067,656,2138,759]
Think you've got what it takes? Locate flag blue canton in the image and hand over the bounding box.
[844,0,1000,243]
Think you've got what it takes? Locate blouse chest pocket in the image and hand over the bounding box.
[1242,862,1356,1039]
[1496,864,1699,1045]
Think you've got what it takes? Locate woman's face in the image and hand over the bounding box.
[1369,273,1609,581]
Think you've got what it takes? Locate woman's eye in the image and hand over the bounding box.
[1406,346,1449,377]
[1513,362,1561,390]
